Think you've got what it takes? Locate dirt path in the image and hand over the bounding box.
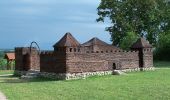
[0,91,7,100]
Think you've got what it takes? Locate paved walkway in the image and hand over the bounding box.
[0,91,7,100]
[0,74,10,100]
[0,74,13,77]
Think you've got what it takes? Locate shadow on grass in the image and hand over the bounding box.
[154,61,170,68]
[0,75,57,83]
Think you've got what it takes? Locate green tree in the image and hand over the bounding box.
[120,32,138,50]
[97,0,170,46]
[155,30,170,60]
[0,51,4,59]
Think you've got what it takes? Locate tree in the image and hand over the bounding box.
[155,30,170,60]
[97,0,170,46]
[119,32,138,50]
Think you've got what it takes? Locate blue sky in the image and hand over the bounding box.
[0,0,111,50]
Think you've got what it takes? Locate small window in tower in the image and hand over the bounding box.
[106,50,108,53]
[70,48,72,52]
[96,51,99,53]
[101,51,103,53]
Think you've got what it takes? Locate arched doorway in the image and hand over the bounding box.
[112,63,116,70]
[23,53,30,71]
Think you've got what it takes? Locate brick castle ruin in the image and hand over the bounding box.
[15,32,154,80]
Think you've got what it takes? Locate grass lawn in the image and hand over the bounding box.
[0,70,13,75]
[0,62,170,100]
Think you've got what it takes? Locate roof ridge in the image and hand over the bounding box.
[82,37,109,46]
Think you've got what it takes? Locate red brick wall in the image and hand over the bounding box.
[66,51,139,73]
[15,47,40,71]
[143,48,153,68]
[40,51,67,73]
[15,46,152,74]
[29,49,40,70]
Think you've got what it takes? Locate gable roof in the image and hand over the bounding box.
[53,32,80,47]
[82,37,110,46]
[131,37,152,48]
[4,53,15,60]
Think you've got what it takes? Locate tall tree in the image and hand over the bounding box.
[97,0,170,46]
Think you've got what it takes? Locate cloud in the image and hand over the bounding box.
[0,0,111,49]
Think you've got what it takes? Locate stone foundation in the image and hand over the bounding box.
[122,67,155,72]
[40,71,113,80]
[15,67,155,80]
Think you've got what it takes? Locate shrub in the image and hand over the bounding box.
[0,59,7,70]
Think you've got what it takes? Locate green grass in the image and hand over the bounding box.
[0,70,13,75]
[0,62,170,100]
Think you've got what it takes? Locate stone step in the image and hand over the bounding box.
[21,71,40,79]
[26,72,39,76]
[112,70,127,75]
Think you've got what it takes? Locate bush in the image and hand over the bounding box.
[0,59,7,70]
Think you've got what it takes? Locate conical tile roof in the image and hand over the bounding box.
[131,37,152,48]
[53,32,80,47]
[82,37,109,46]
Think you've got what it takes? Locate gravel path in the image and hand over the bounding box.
[0,92,7,100]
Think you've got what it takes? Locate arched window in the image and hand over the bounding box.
[70,48,72,52]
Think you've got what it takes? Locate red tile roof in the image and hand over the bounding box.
[4,53,15,60]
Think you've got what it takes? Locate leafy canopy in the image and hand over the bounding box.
[97,0,170,47]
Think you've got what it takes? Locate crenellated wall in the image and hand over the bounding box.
[15,46,153,76]
[66,50,139,74]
